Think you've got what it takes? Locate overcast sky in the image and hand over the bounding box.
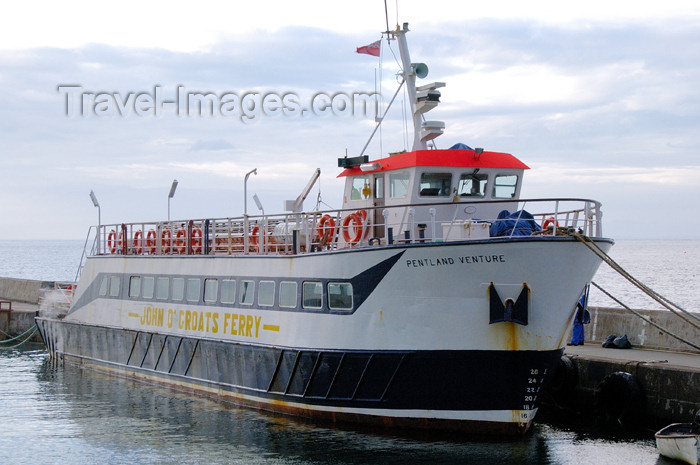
[1,0,699,240]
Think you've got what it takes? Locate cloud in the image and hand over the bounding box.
[188,140,235,152]
[1,16,699,239]
[526,165,700,186]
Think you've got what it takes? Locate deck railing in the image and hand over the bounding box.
[89,198,603,257]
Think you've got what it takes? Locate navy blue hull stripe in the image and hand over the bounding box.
[37,319,562,413]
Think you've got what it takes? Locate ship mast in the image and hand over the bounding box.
[358,23,445,157]
[394,22,445,151]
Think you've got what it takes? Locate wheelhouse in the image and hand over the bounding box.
[338,147,530,241]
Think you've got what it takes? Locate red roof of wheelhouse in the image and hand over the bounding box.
[337,149,530,177]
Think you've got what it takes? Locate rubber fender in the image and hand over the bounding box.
[594,371,643,430]
[548,356,578,402]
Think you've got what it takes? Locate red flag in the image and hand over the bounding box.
[356,40,380,57]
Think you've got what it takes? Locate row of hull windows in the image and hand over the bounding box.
[349,172,518,200]
[97,275,354,311]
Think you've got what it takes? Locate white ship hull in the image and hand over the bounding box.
[37,236,611,434]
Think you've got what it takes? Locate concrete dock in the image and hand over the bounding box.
[0,277,60,343]
[0,301,40,340]
[546,343,700,430]
[547,304,700,429]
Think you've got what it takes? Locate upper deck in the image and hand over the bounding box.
[89,196,603,258]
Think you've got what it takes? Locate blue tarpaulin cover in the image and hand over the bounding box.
[449,143,473,150]
[489,210,542,237]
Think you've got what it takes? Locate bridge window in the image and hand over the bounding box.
[328,282,353,311]
[458,172,488,197]
[419,172,452,196]
[350,176,371,200]
[389,171,410,198]
[493,174,518,199]
[279,281,297,308]
[302,281,323,309]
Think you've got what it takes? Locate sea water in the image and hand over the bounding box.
[0,239,85,283]
[0,348,663,465]
[587,240,699,312]
[0,239,696,464]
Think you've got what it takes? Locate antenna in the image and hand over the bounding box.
[383,0,390,32]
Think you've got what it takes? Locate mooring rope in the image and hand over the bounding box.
[560,229,700,332]
[590,281,700,352]
[0,324,38,350]
[0,324,38,344]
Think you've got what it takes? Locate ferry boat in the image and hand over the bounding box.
[36,23,613,435]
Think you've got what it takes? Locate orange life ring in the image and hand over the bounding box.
[161,228,172,254]
[543,216,559,233]
[117,231,124,248]
[191,226,203,254]
[107,229,117,254]
[146,229,157,254]
[316,214,336,241]
[251,225,266,246]
[356,210,369,240]
[133,229,143,254]
[175,227,187,254]
[342,210,367,244]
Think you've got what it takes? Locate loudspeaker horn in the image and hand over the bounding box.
[412,62,429,79]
